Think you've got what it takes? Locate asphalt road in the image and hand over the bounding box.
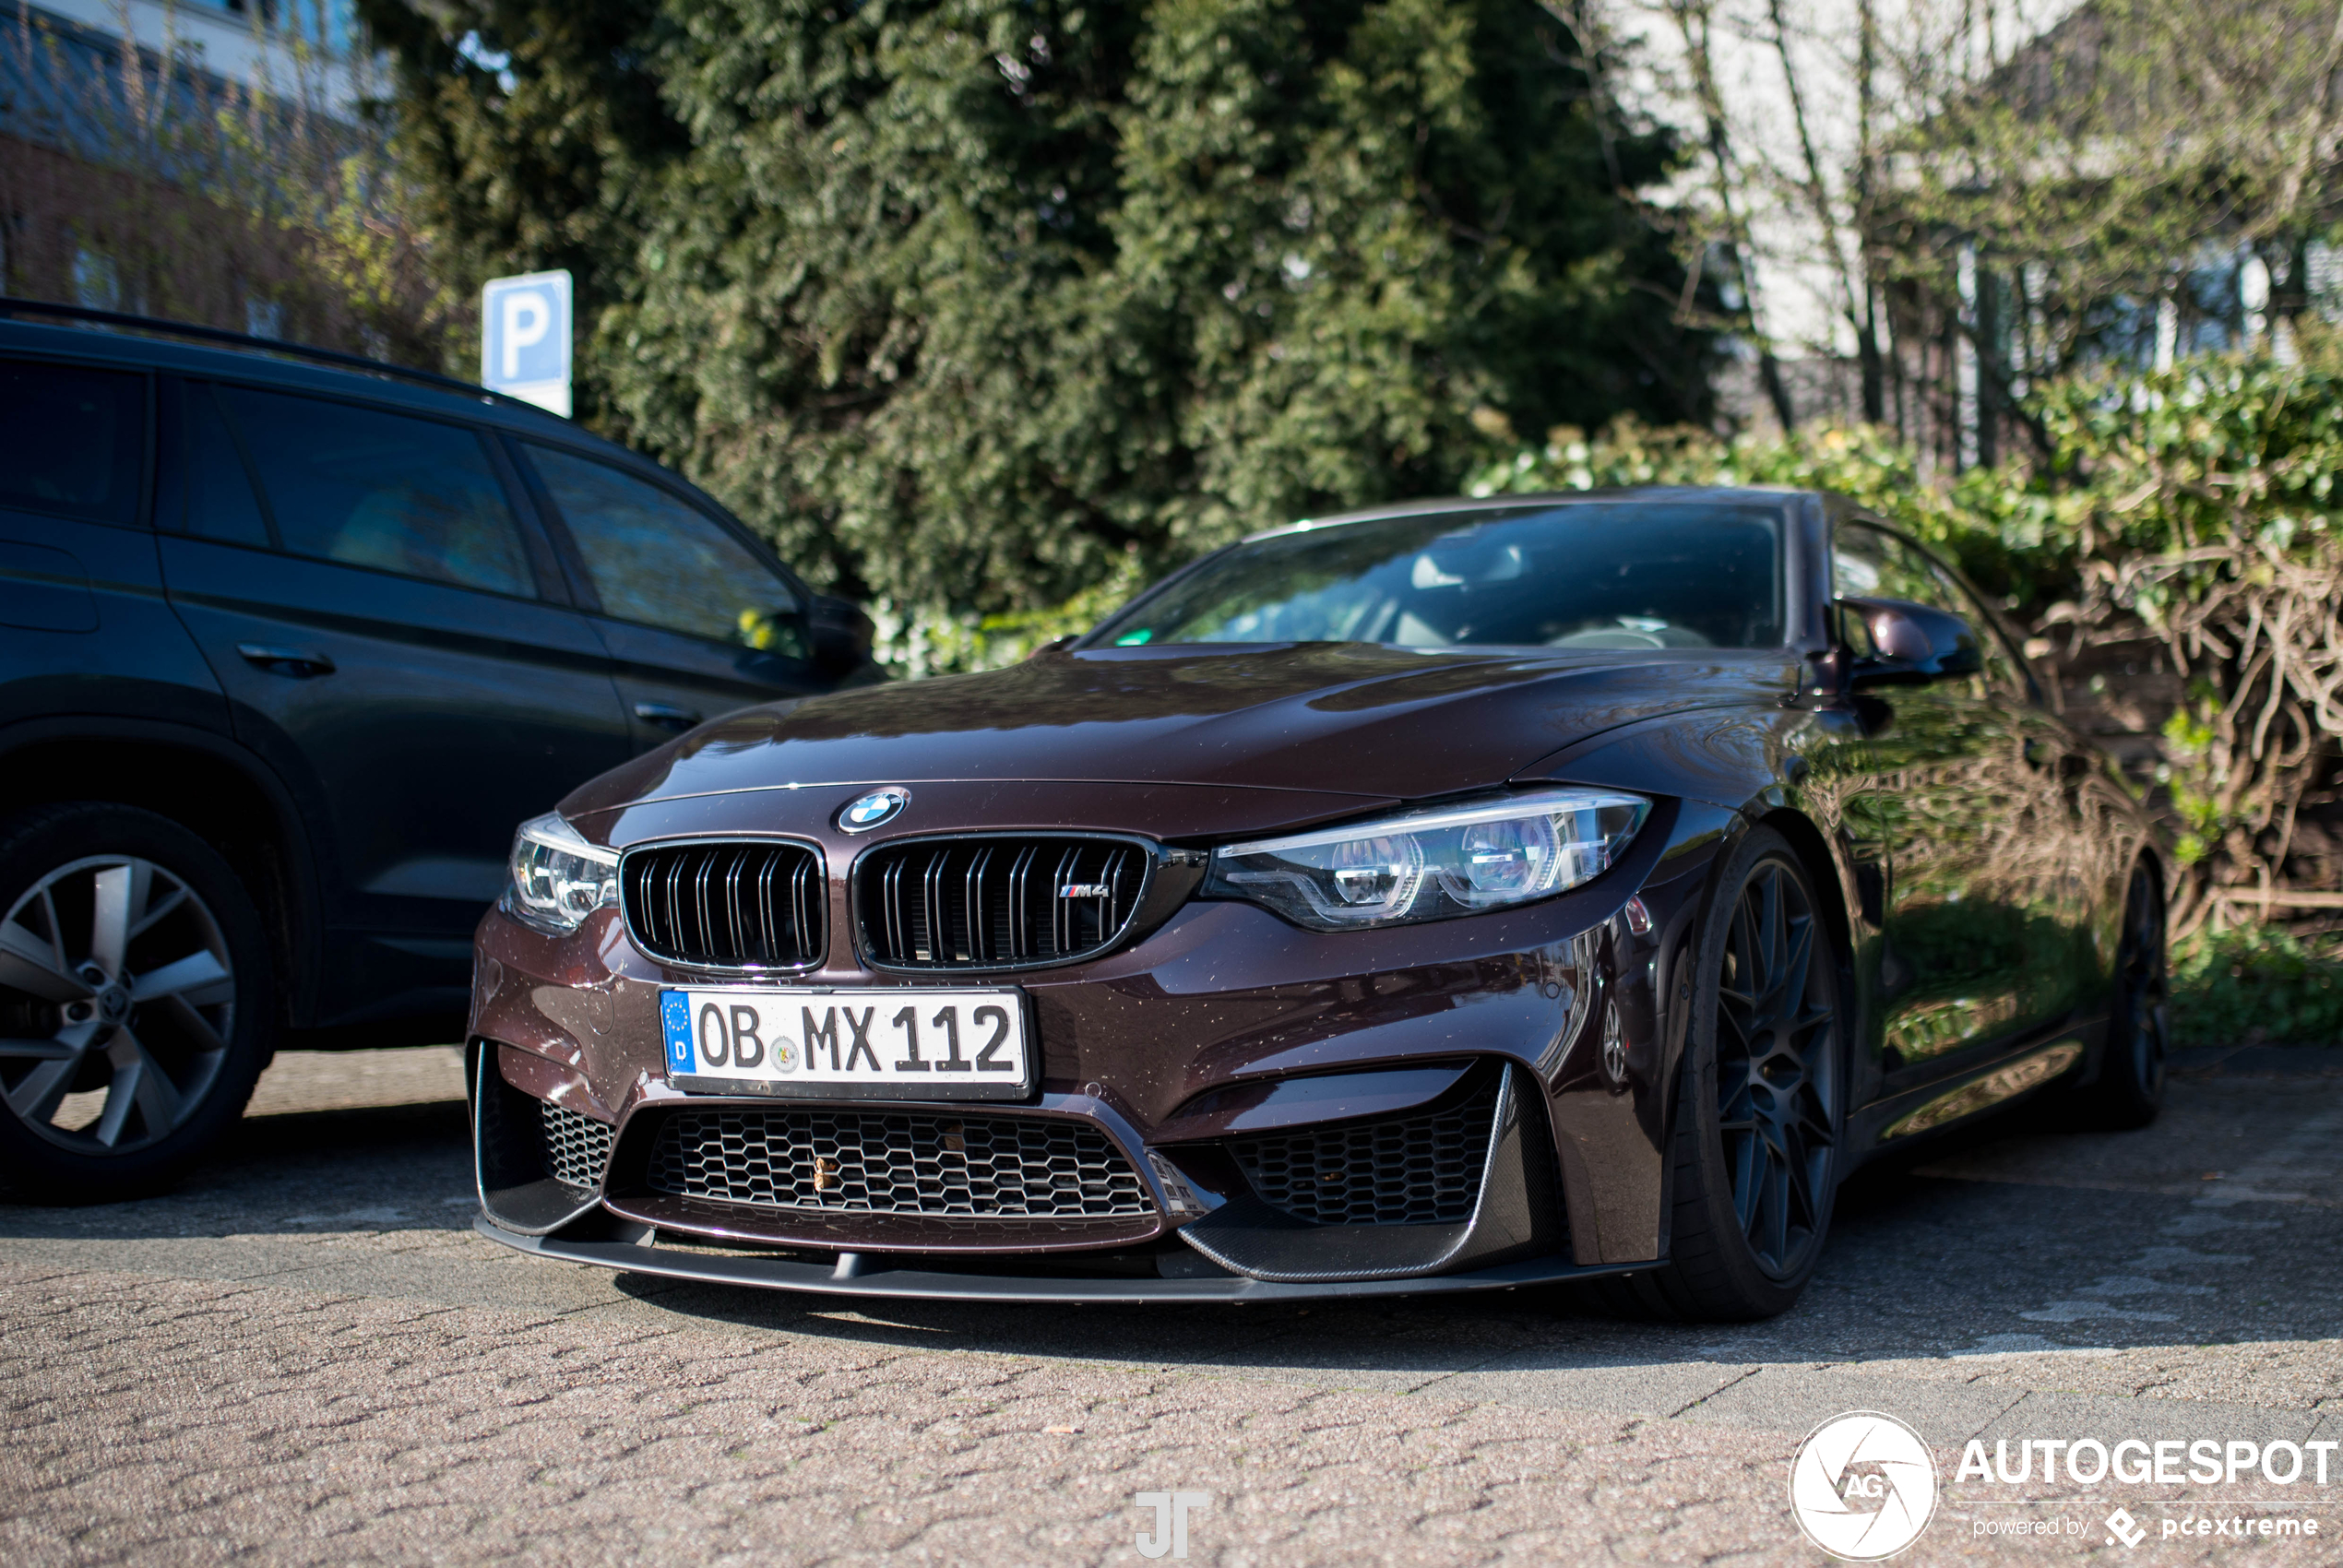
[2,1045,2339,1565]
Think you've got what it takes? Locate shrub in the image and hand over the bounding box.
[1469,345,2343,940]
[869,553,1149,678]
[2170,926,2343,1046]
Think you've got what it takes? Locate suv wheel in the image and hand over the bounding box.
[0,804,273,1199]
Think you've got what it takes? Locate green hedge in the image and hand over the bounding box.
[2171,926,2343,1046]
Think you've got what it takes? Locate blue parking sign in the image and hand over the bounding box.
[481,269,573,417]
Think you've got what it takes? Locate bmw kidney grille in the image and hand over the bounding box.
[856,837,1149,970]
[621,839,826,969]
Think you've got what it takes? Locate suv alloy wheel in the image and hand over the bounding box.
[0,804,274,1199]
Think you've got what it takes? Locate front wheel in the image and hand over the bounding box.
[0,804,274,1199]
[1622,826,1846,1321]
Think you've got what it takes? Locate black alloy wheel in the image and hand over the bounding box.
[2092,860,2169,1129]
[1714,849,1840,1277]
[1612,826,1844,1321]
[0,804,273,1199]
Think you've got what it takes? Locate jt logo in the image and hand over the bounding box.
[1134,1491,1210,1560]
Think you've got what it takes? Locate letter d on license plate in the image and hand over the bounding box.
[660,987,1033,1100]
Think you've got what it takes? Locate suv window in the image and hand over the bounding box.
[524,444,803,653]
[220,386,535,598]
[0,359,144,527]
[181,383,272,548]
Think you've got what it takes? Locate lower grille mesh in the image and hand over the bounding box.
[1230,1076,1498,1225]
[540,1099,614,1192]
[647,1108,1154,1218]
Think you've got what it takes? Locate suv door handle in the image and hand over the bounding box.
[633,702,702,731]
[237,643,336,678]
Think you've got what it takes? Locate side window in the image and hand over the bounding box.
[1838,522,2028,698]
[1833,523,1960,615]
[524,444,804,656]
[219,386,535,598]
[181,384,271,548]
[0,359,145,526]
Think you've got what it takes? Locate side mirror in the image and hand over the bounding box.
[1838,597,1983,688]
[807,594,876,680]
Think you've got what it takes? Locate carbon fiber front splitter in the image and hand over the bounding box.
[472,1214,1640,1304]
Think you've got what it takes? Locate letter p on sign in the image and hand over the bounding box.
[481,269,573,417]
[501,292,548,379]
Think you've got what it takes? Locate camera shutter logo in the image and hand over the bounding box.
[1789,1411,1939,1561]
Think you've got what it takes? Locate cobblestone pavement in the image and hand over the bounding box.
[1,1047,2339,1566]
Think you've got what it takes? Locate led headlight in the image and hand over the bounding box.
[502,813,619,934]
[1206,788,1649,931]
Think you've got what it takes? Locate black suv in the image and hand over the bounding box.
[0,303,876,1196]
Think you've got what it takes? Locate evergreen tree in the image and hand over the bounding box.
[356,0,684,419]
[368,0,1710,609]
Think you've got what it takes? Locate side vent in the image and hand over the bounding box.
[541,1099,614,1193]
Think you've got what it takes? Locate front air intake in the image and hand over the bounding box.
[540,1099,614,1193]
[646,1106,1154,1218]
[854,835,1150,971]
[620,839,826,970]
[1228,1074,1502,1225]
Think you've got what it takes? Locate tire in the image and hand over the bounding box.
[0,803,274,1200]
[1617,826,1847,1322]
[2088,861,2169,1130]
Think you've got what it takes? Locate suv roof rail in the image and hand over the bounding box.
[0,295,542,412]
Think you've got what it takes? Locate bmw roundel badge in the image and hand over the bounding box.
[838,786,911,833]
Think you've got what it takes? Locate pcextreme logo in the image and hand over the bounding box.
[1790,1411,1941,1561]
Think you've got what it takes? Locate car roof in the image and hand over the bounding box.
[0,314,694,493]
[1247,485,1821,541]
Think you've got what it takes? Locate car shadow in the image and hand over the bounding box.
[610,1069,2343,1375]
[0,1099,470,1221]
[1,1065,2335,1390]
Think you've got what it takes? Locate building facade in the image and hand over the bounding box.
[1,0,367,339]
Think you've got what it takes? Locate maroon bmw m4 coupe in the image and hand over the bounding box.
[467,489,2165,1320]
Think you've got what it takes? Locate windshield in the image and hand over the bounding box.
[1088,501,1789,651]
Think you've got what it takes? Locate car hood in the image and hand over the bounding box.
[564,644,1793,816]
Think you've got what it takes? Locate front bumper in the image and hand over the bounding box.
[470,1041,1623,1300]
[468,793,1734,1301]
[470,1214,1640,1303]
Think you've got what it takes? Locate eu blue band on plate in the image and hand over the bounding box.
[660,991,693,1071]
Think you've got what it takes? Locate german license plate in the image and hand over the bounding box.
[659,987,1033,1099]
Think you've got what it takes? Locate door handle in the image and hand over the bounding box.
[633,702,703,731]
[236,643,336,678]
